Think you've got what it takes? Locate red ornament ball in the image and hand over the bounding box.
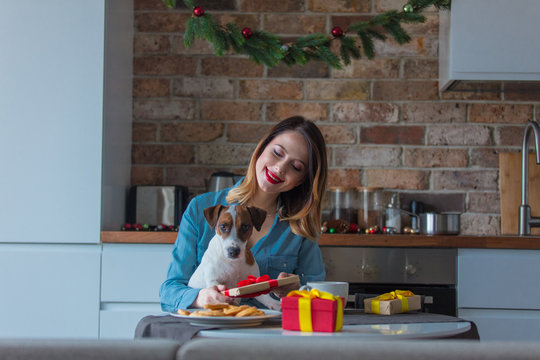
[242,27,253,39]
[331,26,344,38]
[193,6,204,17]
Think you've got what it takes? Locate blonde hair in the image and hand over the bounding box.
[226,116,328,241]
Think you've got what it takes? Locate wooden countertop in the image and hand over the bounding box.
[100,231,540,250]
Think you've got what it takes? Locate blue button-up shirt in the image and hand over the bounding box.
[159,184,326,312]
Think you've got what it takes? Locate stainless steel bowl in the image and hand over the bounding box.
[420,212,460,235]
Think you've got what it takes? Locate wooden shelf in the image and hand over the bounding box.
[101,231,540,250]
[101,231,177,244]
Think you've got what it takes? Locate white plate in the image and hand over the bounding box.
[170,309,281,327]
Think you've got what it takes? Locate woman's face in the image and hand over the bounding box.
[255,130,309,195]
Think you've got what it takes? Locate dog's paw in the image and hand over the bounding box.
[256,294,281,311]
[266,300,281,311]
[231,298,241,306]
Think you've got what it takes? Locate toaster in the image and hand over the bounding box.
[127,186,189,226]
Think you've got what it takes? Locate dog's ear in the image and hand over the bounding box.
[246,206,267,231]
[203,205,225,228]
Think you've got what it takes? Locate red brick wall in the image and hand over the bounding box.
[132,0,540,235]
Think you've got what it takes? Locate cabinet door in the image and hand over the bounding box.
[0,244,101,338]
[459,308,540,342]
[101,244,173,302]
[458,249,540,309]
[0,1,105,244]
[100,303,163,339]
[100,244,173,339]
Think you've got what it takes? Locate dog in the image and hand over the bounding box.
[188,204,281,310]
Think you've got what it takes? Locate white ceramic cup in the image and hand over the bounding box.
[300,281,349,300]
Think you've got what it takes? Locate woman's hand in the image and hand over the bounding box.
[192,284,233,308]
[271,272,300,298]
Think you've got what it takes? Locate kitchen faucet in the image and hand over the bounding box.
[519,121,540,235]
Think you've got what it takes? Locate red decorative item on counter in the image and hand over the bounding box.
[121,223,178,232]
[193,6,204,16]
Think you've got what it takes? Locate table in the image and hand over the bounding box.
[199,322,471,340]
[135,311,479,345]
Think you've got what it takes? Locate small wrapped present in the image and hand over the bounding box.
[281,289,343,332]
[222,274,299,298]
[364,290,421,315]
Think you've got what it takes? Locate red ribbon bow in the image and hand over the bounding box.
[236,274,270,287]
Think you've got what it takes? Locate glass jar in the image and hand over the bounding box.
[384,192,402,233]
[356,187,385,232]
[326,186,358,225]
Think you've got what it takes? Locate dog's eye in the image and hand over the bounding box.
[219,224,230,232]
[239,224,251,233]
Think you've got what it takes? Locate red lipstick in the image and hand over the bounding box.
[265,168,283,184]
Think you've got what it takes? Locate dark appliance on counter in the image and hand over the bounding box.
[321,247,457,316]
[127,186,189,227]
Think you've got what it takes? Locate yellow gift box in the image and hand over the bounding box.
[364,290,421,315]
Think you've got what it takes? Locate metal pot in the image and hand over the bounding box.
[206,172,236,192]
[420,212,460,235]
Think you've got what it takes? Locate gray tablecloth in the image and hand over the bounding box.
[135,311,479,345]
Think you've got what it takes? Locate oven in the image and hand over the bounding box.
[320,247,457,316]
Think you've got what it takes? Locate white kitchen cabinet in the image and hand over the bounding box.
[99,243,173,339]
[457,249,540,341]
[439,0,540,90]
[0,0,132,243]
[101,244,173,303]
[100,303,163,339]
[459,309,540,342]
[0,1,104,244]
[0,244,101,338]
[0,0,132,339]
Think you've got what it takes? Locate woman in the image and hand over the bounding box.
[160,116,328,312]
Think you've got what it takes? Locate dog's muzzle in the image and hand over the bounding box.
[227,246,241,259]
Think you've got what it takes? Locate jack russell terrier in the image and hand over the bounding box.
[188,204,281,310]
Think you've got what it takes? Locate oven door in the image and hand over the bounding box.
[321,247,457,316]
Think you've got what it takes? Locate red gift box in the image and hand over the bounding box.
[281,289,344,332]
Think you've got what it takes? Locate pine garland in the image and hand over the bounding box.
[162,0,450,69]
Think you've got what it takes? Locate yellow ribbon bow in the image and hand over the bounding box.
[286,289,344,332]
[371,290,415,314]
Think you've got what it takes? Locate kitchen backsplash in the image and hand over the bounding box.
[131,0,540,236]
